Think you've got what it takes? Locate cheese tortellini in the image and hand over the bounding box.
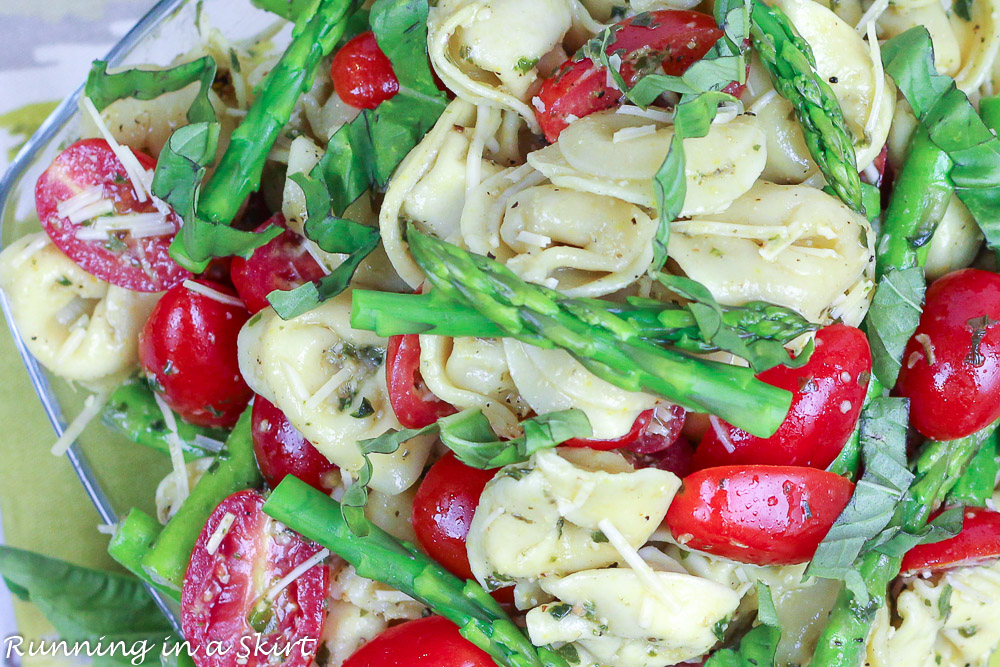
[236,291,433,494]
[466,449,680,592]
[669,181,876,325]
[0,233,160,387]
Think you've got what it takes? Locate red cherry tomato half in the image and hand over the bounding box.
[693,324,871,471]
[900,508,1000,574]
[251,395,338,493]
[35,138,190,291]
[386,334,457,428]
[563,405,685,454]
[633,434,695,478]
[342,616,494,667]
[896,269,1000,441]
[230,215,326,314]
[138,279,253,428]
[665,465,854,565]
[331,31,400,110]
[182,490,329,667]
[535,10,723,142]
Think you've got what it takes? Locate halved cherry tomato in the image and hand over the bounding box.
[563,405,685,453]
[251,395,338,493]
[896,269,1000,441]
[693,324,871,471]
[900,508,1000,574]
[386,334,456,428]
[182,490,329,667]
[331,31,399,109]
[665,465,854,565]
[342,616,494,667]
[230,215,326,314]
[535,11,723,142]
[138,279,252,428]
[35,138,190,291]
[631,434,695,478]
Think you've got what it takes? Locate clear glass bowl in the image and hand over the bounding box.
[0,0,286,631]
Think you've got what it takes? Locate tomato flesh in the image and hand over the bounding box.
[251,395,338,493]
[342,616,494,667]
[563,405,685,453]
[138,279,253,428]
[693,324,871,471]
[535,10,723,141]
[385,334,457,428]
[900,507,1000,574]
[230,215,326,314]
[35,138,190,291]
[896,269,1000,440]
[665,465,854,565]
[331,31,400,109]
[182,490,329,667]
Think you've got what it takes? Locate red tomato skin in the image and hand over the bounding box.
[342,616,494,667]
[35,138,190,291]
[138,279,253,428]
[331,31,400,109]
[563,405,685,453]
[693,324,871,471]
[633,434,695,478]
[665,465,855,565]
[230,215,326,314]
[182,490,328,667]
[896,269,1000,440]
[385,334,457,429]
[251,395,338,493]
[900,508,1000,574]
[535,10,723,141]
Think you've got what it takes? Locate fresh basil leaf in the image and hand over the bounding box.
[86,57,217,124]
[251,0,320,20]
[439,409,592,469]
[704,581,781,667]
[882,28,1000,256]
[871,505,963,557]
[862,267,925,388]
[806,397,912,600]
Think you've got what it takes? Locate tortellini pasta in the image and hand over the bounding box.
[0,234,160,387]
[668,181,875,325]
[236,292,433,494]
[526,568,742,667]
[466,449,680,593]
[527,111,768,214]
[741,0,895,182]
[924,196,984,281]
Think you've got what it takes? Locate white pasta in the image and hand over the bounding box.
[924,196,984,280]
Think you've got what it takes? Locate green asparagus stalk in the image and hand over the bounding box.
[750,0,864,215]
[251,0,319,20]
[406,227,792,438]
[108,509,180,602]
[947,430,1000,507]
[812,421,1000,666]
[197,0,354,224]
[263,476,568,667]
[141,407,263,592]
[103,378,228,461]
[876,127,954,278]
[826,375,884,481]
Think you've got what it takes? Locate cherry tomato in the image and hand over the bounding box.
[199,256,235,288]
[34,138,189,291]
[342,616,493,667]
[230,215,326,314]
[535,10,723,142]
[896,269,1000,441]
[331,31,399,109]
[631,434,695,478]
[138,279,252,428]
[182,490,328,667]
[864,144,888,188]
[563,405,685,454]
[251,395,338,493]
[693,324,871,471]
[665,465,854,565]
[386,334,456,428]
[900,508,1000,574]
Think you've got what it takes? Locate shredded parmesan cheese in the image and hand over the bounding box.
[206,512,237,555]
[864,22,885,140]
[515,230,552,248]
[57,185,105,219]
[96,523,117,535]
[855,0,890,34]
[612,124,659,143]
[709,415,736,454]
[183,280,245,308]
[616,105,674,123]
[81,97,151,203]
[304,367,353,411]
[51,391,110,456]
[597,518,679,611]
[67,199,115,225]
[153,392,190,503]
[193,434,226,453]
[264,548,331,602]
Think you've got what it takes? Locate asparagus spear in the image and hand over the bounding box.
[750,0,864,215]
[406,227,792,438]
[812,421,1000,666]
[826,375,884,481]
[141,407,263,592]
[197,0,354,224]
[263,476,569,667]
[876,127,954,278]
[108,509,180,602]
[251,0,319,20]
[947,430,1000,507]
